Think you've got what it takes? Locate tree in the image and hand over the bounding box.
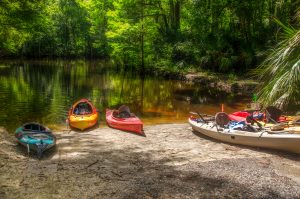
[106,0,160,68]
[0,0,298,78]
[0,0,46,56]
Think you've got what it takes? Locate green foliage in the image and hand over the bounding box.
[183,0,296,73]
[0,0,299,75]
[0,0,46,55]
[0,0,110,58]
[253,14,300,108]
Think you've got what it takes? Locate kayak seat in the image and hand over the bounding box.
[118,105,130,113]
[74,102,93,115]
[118,105,131,118]
[119,111,131,118]
[266,106,283,123]
[112,110,132,118]
[215,112,230,127]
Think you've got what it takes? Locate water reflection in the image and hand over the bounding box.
[0,60,249,132]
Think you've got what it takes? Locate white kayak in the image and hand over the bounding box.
[188,118,300,154]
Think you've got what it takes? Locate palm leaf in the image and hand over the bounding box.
[252,18,300,109]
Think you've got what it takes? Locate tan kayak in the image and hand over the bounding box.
[189,118,300,154]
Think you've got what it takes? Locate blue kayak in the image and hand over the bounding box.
[15,123,56,158]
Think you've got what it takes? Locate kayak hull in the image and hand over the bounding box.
[68,99,98,131]
[17,140,55,153]
[106,109,143,134]
[189,118,300,154]
[68,114,98,131]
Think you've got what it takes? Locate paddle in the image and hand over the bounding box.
[189,112,209,123]
[189,112,213,117]
[189,112,215,124]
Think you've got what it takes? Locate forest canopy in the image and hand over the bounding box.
[0,0,299,73]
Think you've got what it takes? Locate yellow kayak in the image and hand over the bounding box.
[68,99,98,131]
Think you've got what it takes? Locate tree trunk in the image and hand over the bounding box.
[174,0,180,30]
[141,0,145,73]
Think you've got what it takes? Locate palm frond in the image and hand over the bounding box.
[253,24,300,109]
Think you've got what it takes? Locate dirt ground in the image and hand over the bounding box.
[0,124,300,199]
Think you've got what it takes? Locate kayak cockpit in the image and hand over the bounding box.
[112,105,135,119]
[73,102,93,115]
[22,123,51,133]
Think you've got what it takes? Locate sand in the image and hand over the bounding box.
[0,124,300,199]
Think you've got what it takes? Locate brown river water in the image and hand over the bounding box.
[0,60,249,132]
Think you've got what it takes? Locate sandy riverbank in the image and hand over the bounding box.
[0,124,300,198]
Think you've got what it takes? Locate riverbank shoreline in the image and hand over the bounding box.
[184,72,258,96]
[1,124,299,198]
[145,67,258,96]
[0,59,258,96]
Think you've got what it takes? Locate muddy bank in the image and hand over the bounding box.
[184,73,258,96]
[148,69,258,96]
[0,124,299,198]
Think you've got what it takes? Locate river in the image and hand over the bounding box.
[0,60,249,132]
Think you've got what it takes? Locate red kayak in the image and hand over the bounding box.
[106,107,143,134]
[229,109,287,123]
[229,111,250,122]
